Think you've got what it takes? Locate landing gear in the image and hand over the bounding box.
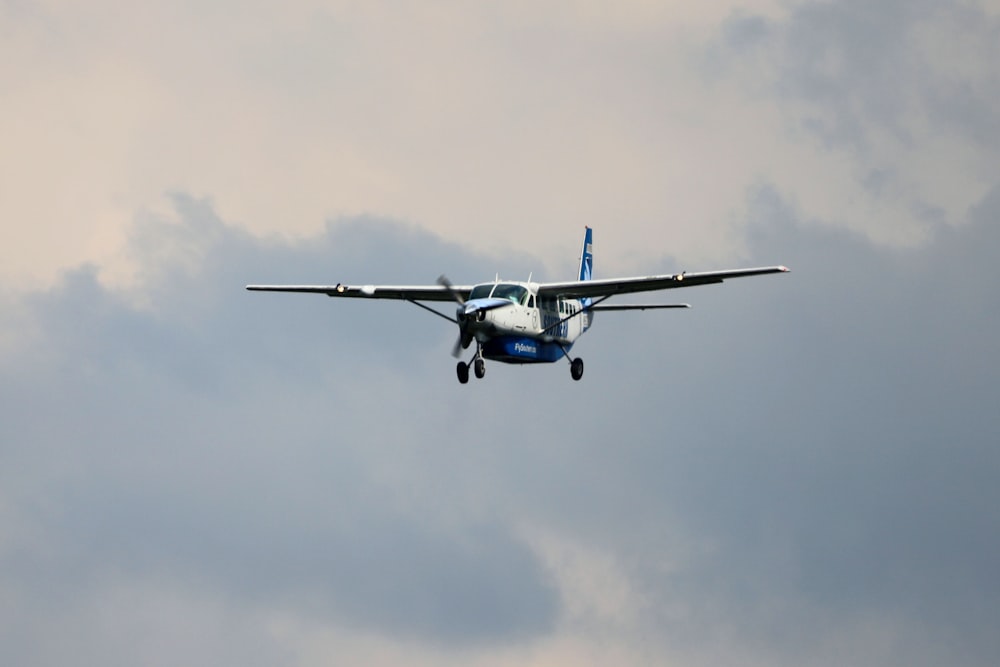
[556,342,584,382]
[457,347,486,384]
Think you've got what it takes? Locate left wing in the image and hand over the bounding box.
[536,265,789,299]
[246,283,471,302]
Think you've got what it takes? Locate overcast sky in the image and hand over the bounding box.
[2,2,999,666]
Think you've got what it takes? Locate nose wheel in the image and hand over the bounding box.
[570,357,584,381]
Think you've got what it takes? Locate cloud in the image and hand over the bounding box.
[3,188,1000,665]
[10,1,995,289]
[0,198,559,659]
[632,182,1000,663]
[709,1,1000,245]
[4,2,1000,663]
[721,0,1000,151]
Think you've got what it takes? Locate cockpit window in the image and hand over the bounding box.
[491,283,529,305]
[468,284,493,300]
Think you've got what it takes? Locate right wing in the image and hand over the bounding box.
[537,266,789,299]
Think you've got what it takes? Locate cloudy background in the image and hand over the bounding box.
[2,1,999,665]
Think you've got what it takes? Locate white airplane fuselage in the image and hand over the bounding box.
[460,281,591,364]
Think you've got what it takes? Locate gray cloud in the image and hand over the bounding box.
[613,183,1000,663]
[0,198,558,657]
[717,1,1000,155]
[2,188,1000,664]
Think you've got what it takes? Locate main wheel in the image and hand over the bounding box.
[570,357,584,381]
[457,361,470,384]
[474,358,486,379]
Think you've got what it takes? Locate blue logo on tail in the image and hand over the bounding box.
[579,227,593,283]
[579,228,593,318]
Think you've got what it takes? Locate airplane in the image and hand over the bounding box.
[247,227,788,384]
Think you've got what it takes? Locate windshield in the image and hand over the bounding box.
[468,284,493,300]
[491,283,528,305]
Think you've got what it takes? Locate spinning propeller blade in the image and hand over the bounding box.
[438,275,468,357]
[451,334,466,358]
[437,275,465,305]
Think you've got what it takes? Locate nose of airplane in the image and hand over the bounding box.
[457,301,493,324]
[461,297,511,316]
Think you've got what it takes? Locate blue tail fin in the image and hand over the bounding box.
[579,227,593,315]
[579,227,593,282]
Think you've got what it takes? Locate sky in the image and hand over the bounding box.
[2,1,999,665]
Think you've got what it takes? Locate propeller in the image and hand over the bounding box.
[438,275,473,357]
[438,274,465,306]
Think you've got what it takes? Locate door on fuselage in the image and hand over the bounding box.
[539,295,562,340]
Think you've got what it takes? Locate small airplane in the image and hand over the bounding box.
[247,227,788,384]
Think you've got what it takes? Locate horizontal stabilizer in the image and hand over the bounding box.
[589,304,690,311]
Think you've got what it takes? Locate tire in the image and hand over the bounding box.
[474,358,486,379]
[570,358,584,381]
[457,361,470,384]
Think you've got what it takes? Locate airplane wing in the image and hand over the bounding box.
[536,266,789,299]
[246,283,471,302]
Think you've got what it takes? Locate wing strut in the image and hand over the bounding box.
[405,299,457,324]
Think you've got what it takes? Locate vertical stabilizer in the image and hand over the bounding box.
[579,227,593,282]
[579,228,593,325]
